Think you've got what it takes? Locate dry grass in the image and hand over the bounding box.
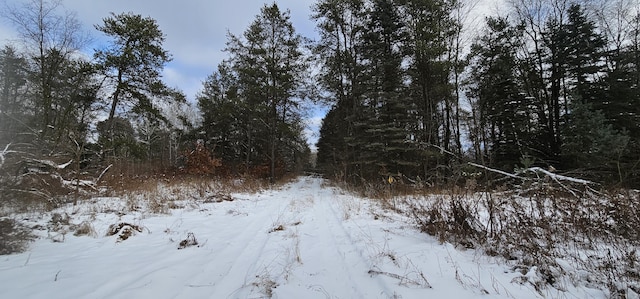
[178,232,199,249]
[106,222,144,242]
[396,181,640,297]
[73,221,97,237]
[97,173,291,218]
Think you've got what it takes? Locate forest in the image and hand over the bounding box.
[1,0,639,204]
[2,1,640,296]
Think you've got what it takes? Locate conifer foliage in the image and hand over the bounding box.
[197,3,310,182]
[314,0,640,187]
[314,0,457,183]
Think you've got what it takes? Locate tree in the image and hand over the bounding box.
[0,45,29,143]
[2,0,88,138]
[355,0,420,179]
[561,101,629,182]
[312,0,368,181]
[468,17,536,170]
[197,62,247,172]
[402,0,457,179]
[314,0,459,183]
[94,12,177,154]
[563,4,606,102]
[224,3,310,182]
[590,5,640,185]
[96,117,141,158]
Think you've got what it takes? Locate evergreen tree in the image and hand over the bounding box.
[94,12,179,156]
[468,17,536,170]
[357,0,418,179]
[402,0,457,179]
[2,0,88,139]
[563,4,606,102]
[43,49,99,149]
[96,117,141,158]
[587,11,640,185]
[223,3,310,181]
[197,62,248,172]
[561,101,629,182]
[312,0,368,181]
[314,0,457,183]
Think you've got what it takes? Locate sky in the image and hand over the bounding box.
[0,0,324,147]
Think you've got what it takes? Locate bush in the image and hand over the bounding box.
[179,141,221,175]
[0,218,34,255]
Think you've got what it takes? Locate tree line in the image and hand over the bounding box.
[313,0,640,187]
[1,0,639,195]
[0,0,192,202]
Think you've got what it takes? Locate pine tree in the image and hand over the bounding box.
[561,101,629,182]
[563,4,606,102]
[0,45,29,143]
[2,0,89,139]
[224,3,309,181]
[94,12,177,152]
[586,11,640,185]
[402,0,457,178]
[314,0,457,183]
[197,62,247,172]
[312,0,368,181]
[468,17,535,171]
[357,0,419,179]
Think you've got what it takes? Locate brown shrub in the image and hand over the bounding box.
[180,142,221,175]
[0,218,34,255]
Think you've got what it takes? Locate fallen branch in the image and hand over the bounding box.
[95,164,113,184]
[368,269,432,288]
[468,162,592,184]
[0,143,18,168]
[467,162,523,180]
[519,167,592,185]
[468,162,594,197]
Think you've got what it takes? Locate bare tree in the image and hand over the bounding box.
[590,0,640,64]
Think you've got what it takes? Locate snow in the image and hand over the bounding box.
[28,159,74,170]
[0,177,608,298]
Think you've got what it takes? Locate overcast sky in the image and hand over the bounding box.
[0,0,323,147]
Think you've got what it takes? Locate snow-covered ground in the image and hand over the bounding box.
[0,177,607,298]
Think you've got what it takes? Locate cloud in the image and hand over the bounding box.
[304,113,326,151]
[161,65,203,102]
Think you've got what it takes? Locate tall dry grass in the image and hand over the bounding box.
[397,179,640,297]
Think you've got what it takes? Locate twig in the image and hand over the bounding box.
[23,252,31,266]
[54,270,61,281]
[0,143,13,168]
[368,269,430,288]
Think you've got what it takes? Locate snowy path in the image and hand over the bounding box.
[0,177,603,298]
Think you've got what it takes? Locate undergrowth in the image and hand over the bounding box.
[325,173,639,297]
[397,181,640,298]
[0,218,34,255]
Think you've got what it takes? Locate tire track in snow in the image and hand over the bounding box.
[277,178,395,298]
[89,192,292,299]
[89,177,395,298]
[176,192,293,298]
